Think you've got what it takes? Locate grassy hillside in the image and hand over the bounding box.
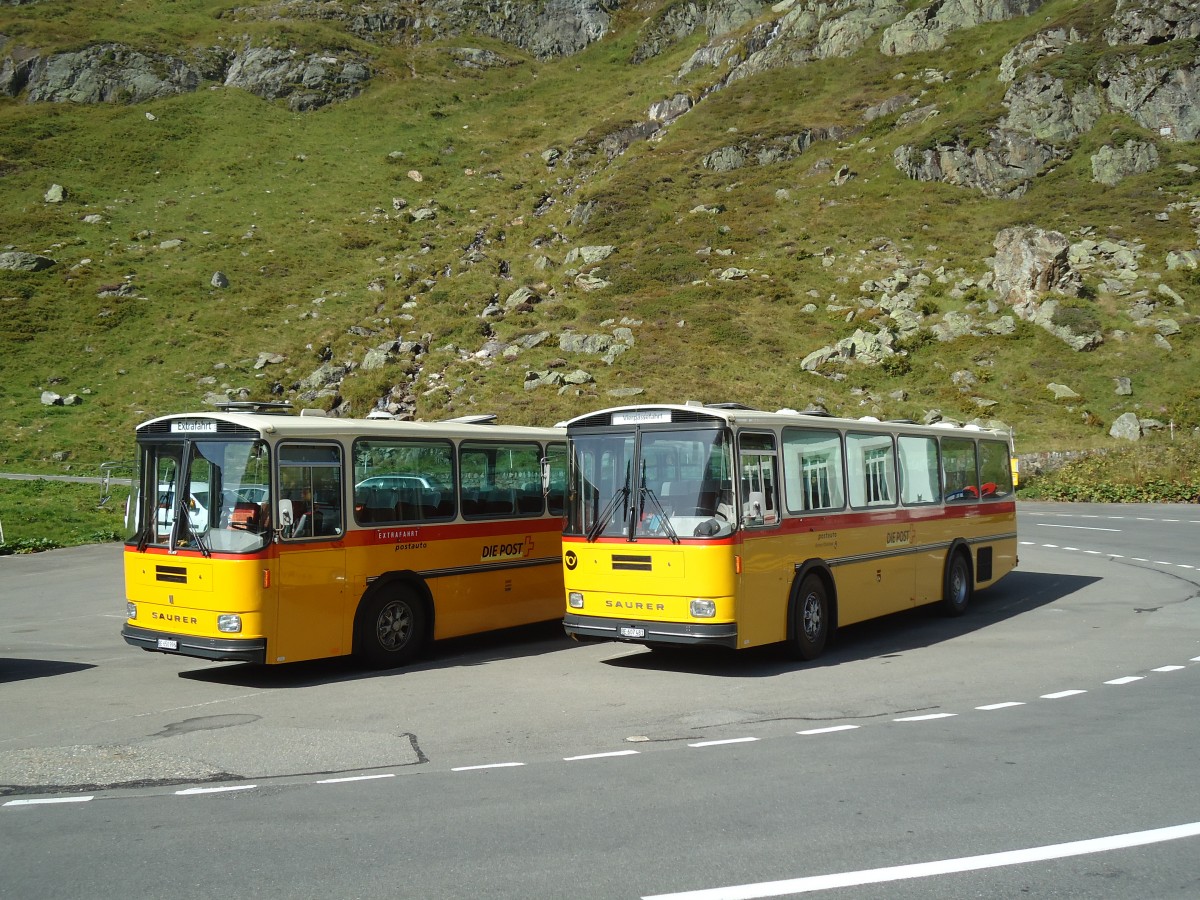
[1,0,1198,491]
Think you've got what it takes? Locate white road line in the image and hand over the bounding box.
[1041,690,1087,699]
[797,725,860,736]
[1105,676,1144,685]
[976,702,1024,711]
[451,762,525,772]
[689,737,760,748]
[4,796,94,807]
[1035,524,1121,532]
[564,750,641,761]
[893,713,957,722]
[316,774,396,784]
[176,785,257,795]
[640,821,1200,899]
[1152,665,1186,673]
[1192,656,1200,662]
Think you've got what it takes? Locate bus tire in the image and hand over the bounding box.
[789,574,829,661]
[356,588,427,669]
[940,549,972,617]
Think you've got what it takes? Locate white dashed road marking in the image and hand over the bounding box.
[1041,690,1087,699]
[564,750,640,761]
[176,785,257,795]
[797,725,860,736]
[4,796,94,807]
[689,737,759,748]
[450,762,525,772]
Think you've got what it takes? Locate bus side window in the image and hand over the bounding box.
[977,439,1013,499]
[898,435,939,506]
[278,443,343,540]
[544,443,568,516]
[847,432,897,509]
[941,437,979,503]
[782,428,844,513]
[739,432,778,527]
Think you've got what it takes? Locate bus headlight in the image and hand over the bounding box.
[217,614,242,633]
[568,592,584,609]
[690,599,716,618]
[126,602,137,620]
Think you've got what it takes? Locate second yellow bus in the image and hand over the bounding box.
[560,403,1017,659]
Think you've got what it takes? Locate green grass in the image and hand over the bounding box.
[1,0,1198,550]
[0,479,130,552]
[1019,439,1200,502]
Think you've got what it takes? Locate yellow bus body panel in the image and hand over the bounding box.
[564,540,737,623]
[124,550,270,641]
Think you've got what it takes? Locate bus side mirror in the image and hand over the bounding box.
[540,457,551,496]
[278,498,294,530]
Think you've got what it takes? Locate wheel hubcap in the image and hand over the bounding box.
[802,591,822,641]
[377,601,412,651]
[952,565,967,603]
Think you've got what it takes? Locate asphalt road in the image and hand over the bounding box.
[2,502,1198,899]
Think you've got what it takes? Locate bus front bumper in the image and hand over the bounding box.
[122,624,267,664]
[564,613,737,649]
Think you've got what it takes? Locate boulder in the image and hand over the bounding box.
[24,43,200,103]
[1091,140,1160,185]
[0,251,56,271]
[1109,411,1142,441]
[1048,382,1080,400]
[881,0,1047,56]
[992,227,1080,309]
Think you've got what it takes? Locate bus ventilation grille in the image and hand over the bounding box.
[612,555,653,572]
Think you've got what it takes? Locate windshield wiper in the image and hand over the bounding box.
[175,495,210,558]
[638,485,679,544]
[586,485,629,542]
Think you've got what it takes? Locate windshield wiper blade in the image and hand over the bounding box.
[639,486,679,544]
[177,498,211,558]
[586,486,629,542]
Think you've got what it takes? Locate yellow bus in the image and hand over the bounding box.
[560,403,1017,659]
[122,404,566,667]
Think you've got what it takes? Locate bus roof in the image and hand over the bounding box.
[136,409,564,442]
[563,403,1010,439]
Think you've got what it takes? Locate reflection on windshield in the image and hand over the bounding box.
[570,428,734,540]
[132,439,272,553]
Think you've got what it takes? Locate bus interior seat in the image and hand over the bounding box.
[230,501,263,532]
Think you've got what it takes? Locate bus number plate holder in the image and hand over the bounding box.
[157,638,179,651]
[619,626,645,639]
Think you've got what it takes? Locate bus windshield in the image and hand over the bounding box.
[130,438,272,553]
[569,428,734,540]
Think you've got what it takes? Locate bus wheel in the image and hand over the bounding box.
[940,550,972,617]
[357,590,427,668]
[790,575,829,661]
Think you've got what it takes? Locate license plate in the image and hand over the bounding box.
[619,626,645,639]
[157,638,179,651]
